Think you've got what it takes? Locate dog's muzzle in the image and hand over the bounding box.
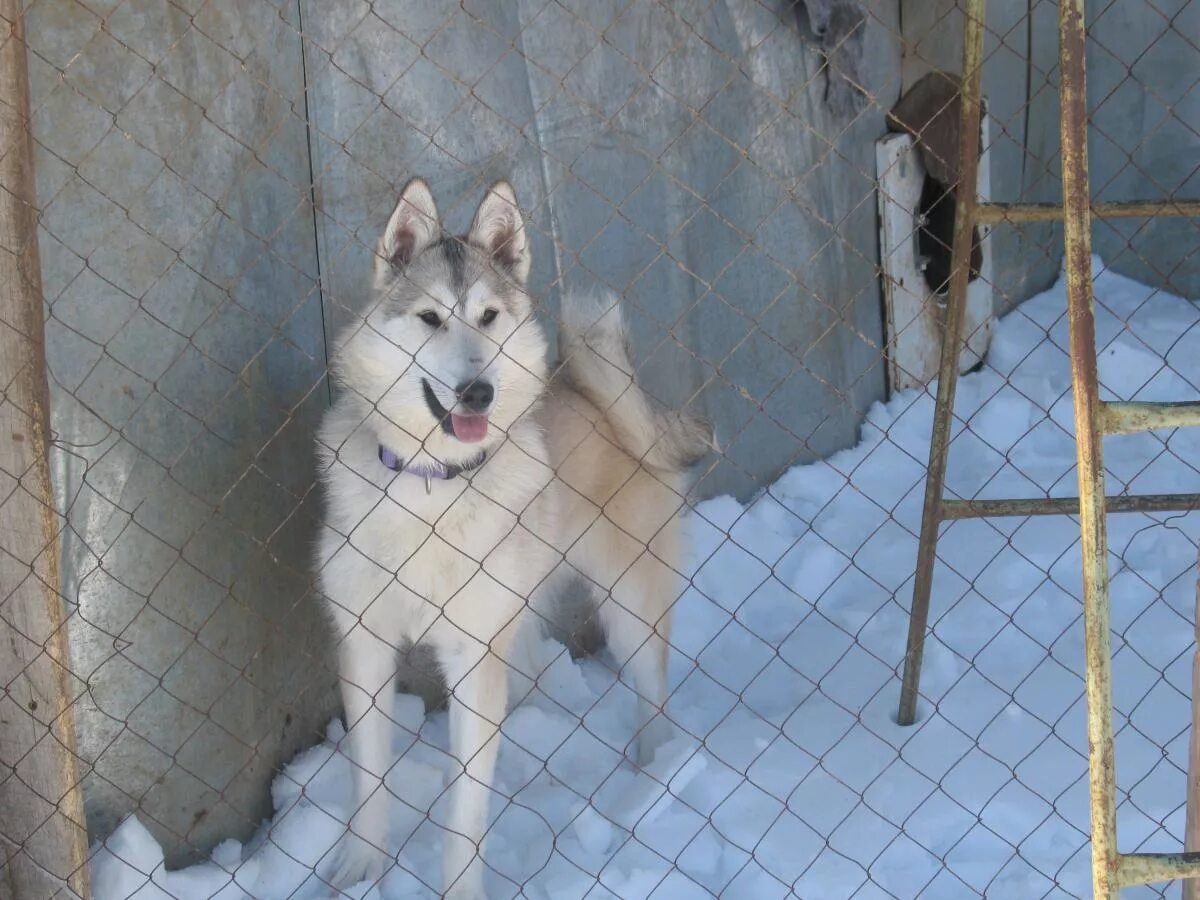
[449,379,492,443]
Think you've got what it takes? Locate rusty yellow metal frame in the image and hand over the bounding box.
[976,199,1200,224]
[1057,0,1122,891]
[1102,400,1200,435]
[940,493,1200,519]
[896,0,987,726]
[895,0,1200,895]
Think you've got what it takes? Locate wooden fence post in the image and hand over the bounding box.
[0,5,92,898]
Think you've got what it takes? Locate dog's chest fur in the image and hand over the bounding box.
[317,401,560,648]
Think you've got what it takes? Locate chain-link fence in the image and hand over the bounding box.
[2,0,1199,897]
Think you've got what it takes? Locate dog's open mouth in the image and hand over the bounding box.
[422,378,489,443]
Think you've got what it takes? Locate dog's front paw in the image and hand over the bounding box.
[634,714,675,768]
[326,832,390,889]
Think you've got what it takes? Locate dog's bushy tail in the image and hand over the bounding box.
[558,291,714,473]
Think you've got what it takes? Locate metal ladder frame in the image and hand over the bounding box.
[895,0,1200,895]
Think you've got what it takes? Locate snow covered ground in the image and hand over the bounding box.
[91,258,1200,899]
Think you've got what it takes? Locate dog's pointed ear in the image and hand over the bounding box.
[468,181,529,284]
[380,178,439,271]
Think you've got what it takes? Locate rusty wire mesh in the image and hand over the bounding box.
[2,0,1200,898]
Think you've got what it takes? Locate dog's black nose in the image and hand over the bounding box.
[456,380,494,412]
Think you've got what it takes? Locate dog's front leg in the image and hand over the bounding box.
[329,626,399,888]
[441,647,508,900]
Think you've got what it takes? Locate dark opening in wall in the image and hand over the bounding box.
[917,173,982,296]
[887,70,985,298]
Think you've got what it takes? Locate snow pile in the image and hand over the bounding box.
[91,259,1200,899]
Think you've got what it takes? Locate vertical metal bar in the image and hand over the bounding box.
[1058,0,1119,896]
[0,4,92,897]
[1185,548,1200,900]
[897,0,988,726]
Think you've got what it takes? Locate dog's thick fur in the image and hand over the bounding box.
[316,179,710,897]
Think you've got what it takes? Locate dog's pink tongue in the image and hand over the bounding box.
[451,414,489,443]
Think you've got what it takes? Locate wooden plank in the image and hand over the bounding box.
[0,5,91,898]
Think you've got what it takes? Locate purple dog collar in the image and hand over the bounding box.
[378,444,486,493]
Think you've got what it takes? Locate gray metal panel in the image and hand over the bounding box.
[1086,0,1200,298]
[901,0,1199,304]
[30,0,336,865]
[305,0,898,500]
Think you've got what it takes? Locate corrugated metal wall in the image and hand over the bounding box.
[31,0,335,863]
[1086,0,1200,296]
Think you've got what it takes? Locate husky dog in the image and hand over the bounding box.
[316,178,711,898]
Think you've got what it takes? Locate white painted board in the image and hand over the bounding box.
[877,112,994,393]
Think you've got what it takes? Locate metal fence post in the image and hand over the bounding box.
[1057,0,1118,895]
[1187,553,1200,900]
[896,0,987,727]
[0,3,92,897]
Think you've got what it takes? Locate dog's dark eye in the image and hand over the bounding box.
[417,311,442,328]
[479,308,499,326]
